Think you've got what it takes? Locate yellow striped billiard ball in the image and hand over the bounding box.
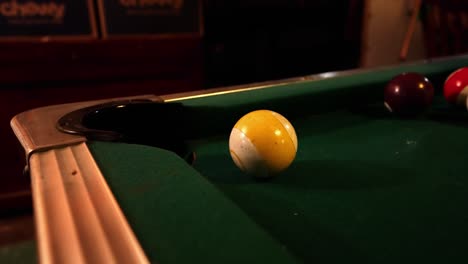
[229,110,298,178]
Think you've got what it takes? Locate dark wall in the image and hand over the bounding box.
[203,0,364,87]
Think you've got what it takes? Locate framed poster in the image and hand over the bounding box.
[98,0,202,38]
[0,0,98,40]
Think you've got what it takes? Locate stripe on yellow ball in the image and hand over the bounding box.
[229,127,269,177]
[234,110,297,173]
[229,149,246,172]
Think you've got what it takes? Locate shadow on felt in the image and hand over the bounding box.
[274,159,412,190]
[195,153,411,190]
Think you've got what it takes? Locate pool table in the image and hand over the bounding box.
[10,55,468,264]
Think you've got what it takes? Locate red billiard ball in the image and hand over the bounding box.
[443,67,468,106]
[384,72,434,116]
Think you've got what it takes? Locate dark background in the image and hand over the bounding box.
[203,0,363,87]
[100,0,201,36]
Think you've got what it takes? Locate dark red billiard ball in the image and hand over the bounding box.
[443,67,468,107]
[384,72,434,115]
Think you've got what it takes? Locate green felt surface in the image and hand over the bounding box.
[181,56,468,113]
[179,56,468,140]
[89,142,299,264]
[191,98,468,263]
[88,57,468,263]
[0,240,36,264]
[90,100,468,263]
